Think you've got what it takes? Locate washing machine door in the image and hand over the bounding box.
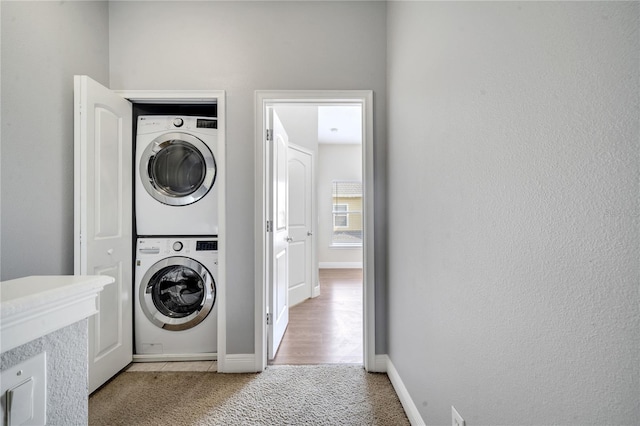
[140,257,216,331]
[140,132,216,206]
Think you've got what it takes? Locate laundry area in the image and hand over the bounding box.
[133,109,220,362]
[73,76,226,392]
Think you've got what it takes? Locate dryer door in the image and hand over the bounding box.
[140,257,216,331]
[140,132,216,206]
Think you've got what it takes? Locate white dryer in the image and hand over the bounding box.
[135,115,218,236]
[134,237,217,357]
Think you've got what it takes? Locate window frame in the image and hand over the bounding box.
[330,180,363,247]
[333,203,350,228]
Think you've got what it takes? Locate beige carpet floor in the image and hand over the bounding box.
[89,364,409,425]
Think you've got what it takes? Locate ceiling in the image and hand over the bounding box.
[317,105,362,145]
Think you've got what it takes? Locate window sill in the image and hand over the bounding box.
[329,244,363,249]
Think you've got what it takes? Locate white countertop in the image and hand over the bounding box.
[1,275,113,353]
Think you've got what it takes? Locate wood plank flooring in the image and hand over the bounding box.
[270,268,363,365]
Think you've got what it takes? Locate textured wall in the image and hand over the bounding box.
[0,1,110,280]
[387,2,639,424]
[109,1,387,354]
[1,320,89,424]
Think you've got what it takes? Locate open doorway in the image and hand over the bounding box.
[270,105,363,364]
[254,91,376,372]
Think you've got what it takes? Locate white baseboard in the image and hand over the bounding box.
[132,353,216,362]
[383,355,425,426]
[218,354,258,373]
[318,262,363,269]
[373,354,388,372]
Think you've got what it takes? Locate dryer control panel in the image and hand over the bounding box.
[137,115,217,133]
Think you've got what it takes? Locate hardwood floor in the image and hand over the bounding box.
[270,269,363,365]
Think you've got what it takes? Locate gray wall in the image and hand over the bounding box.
[0,1,110,280]
[387,2,640,424]
[1,320,89,425]
[108,1,388,354]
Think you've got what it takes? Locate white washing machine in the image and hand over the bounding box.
[135,115,218,236]
[134,237,218,357]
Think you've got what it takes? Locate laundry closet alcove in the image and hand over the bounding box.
[73,75,226,393]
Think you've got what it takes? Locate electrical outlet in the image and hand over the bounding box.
[452,406,465,426]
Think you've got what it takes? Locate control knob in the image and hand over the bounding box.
[172,241,183,252]
[173,118,184,127]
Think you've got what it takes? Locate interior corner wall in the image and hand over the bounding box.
[387,2,639,424]
[0,1,110,280]
[108,1,387,355]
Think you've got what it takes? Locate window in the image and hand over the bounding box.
[333,204,349,228]
[331,181,362,247]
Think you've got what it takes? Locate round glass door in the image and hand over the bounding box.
[140,257,216,331]
[140,132,216,206]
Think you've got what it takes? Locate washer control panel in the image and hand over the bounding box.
[196,240,217,251]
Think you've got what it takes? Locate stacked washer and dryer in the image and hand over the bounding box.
[134,115,219,359]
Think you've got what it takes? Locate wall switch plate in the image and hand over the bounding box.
[452,406,465,426]
[1,352,47,426]
[6,378,34,425]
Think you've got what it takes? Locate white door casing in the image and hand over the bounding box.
[288,144,315,307]
[74,75,133,393]
[267,109,290,360]
[115,88,227,371]
[255,91,376,372]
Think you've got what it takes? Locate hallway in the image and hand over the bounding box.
[270,269,363,365]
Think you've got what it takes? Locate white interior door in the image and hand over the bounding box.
[288,144,315,307]
[74,75,133,393]
[267,109,290,360]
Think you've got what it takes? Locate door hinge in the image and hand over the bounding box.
[266,129,273,142]
[266,313,272,325]
[266,220,273,233]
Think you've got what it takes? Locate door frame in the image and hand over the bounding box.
[254,90,375,371]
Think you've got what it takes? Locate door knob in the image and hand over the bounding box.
[307,231,313,236]
[107,249,114,255]
[286,236,293,242]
